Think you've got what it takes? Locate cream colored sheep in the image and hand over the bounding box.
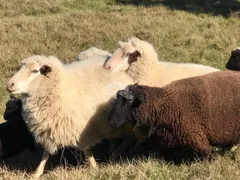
[6,55,133,178]
[77,47,111,60]
[104,37,220,87]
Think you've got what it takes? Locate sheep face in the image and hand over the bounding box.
[226,48,240,71]
[104,41,141,71]
[108,87,144,128]
[7,59,51,95]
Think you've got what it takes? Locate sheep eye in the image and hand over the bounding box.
[31,69,39,73]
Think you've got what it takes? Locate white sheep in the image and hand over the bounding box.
[77,47,112,61]
[6,55,133,178]
[104,37,220,87]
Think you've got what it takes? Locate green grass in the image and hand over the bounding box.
[0,0,240,179]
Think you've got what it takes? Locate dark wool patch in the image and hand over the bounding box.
[226,49,240,71]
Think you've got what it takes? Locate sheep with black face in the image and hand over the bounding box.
[109,87,144,129]
[109,71,240,160]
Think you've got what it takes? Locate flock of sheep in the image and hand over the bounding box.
[1,37,240,178]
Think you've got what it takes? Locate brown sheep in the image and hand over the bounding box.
[108,71,240,160]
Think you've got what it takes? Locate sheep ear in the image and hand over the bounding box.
[118,41,124,48]
[128,50,141,64]
[232,49,240,56]
[118,90,126,97]
[131,93,144,109]
[40,65,52,76]
[137,93,145,103]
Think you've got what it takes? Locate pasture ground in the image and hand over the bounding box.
[0,0,240,179]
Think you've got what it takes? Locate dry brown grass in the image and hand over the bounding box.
[0,0,240,179]
[1,151,240,180]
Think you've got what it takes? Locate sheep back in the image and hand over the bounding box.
[125,38,219,87]
[77,47,111,61]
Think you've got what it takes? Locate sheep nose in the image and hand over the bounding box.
[6,82,15,91]
[105,64,111,70]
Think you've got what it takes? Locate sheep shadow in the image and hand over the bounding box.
[0,139,115,174]
[1,144,237,176]
[116,0,240,17]
[0,147,81,173]
[0,140,111,173]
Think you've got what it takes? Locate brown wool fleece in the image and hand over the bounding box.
[129,70,240,157]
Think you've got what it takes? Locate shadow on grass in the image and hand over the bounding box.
[0,140,111,173]
[116,0,240,17]
[0,142,236,176]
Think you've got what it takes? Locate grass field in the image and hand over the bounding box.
[0,0,240,179]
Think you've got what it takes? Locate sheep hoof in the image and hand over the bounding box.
[87,158,98,169]
[31,172,42,180]
[91,162,98,169]
[31,166,45,179]
[230,145,238,152]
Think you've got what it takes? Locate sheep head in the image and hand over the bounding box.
[226,48,240,71]
[104,38,142,72]
[108,84,145,128]
[6,55,53,95]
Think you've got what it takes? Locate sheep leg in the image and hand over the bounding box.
[83,148,97,168]
[108,138,122,155]
[185,130,212,160]
[125,142,145,158]
[110,135,137,160]
[33,150,49,179]
[125,126,149,158]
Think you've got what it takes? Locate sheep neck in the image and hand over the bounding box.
[130,87,178,130]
